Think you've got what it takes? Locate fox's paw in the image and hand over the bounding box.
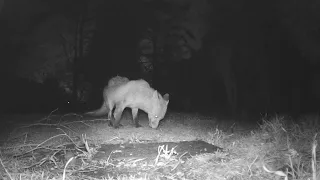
[108,121,123,129]
[134,123,142,128]
[113,124,123,129]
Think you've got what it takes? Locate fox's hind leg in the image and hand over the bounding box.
[107,101,123,128]
[107,101,115,127]
[107,100,114,119]
[131,108,141,128]
[112,104,125,128]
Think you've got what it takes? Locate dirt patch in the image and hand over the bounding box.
[85,140,222,178]
[95,140,222,161]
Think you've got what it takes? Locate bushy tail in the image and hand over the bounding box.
[85,102,109,116]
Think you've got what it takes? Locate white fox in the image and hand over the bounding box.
[86,76,169,128]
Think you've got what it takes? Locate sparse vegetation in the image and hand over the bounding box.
[0,112,319,180]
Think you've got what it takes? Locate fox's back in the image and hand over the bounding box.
[107,76,129,87]
[107,79,152,103]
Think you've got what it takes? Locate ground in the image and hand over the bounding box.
[0,111,318,180]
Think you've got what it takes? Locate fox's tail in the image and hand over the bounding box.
[85,101,109,116]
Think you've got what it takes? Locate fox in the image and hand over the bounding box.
[86,76,169,129]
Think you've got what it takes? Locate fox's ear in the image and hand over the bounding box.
[152,90,158,99]
[163,93,169,101]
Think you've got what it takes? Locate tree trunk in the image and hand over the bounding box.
[0,0,3,14]
[214,47,237,117]
[73,0,88,107]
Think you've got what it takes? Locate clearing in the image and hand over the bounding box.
[0,111,319,180]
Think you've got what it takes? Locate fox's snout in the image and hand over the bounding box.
[149,120,159,129]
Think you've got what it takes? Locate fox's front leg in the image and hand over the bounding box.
[112,105,125,128]
[131,108,141,128]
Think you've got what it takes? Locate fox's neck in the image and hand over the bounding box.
[132,90,157,114]
[139,101,154,114]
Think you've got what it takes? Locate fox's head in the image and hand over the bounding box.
[148,91,170,129]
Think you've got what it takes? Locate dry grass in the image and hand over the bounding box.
[0,110,319,180]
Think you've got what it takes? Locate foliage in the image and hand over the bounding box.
[14,14,76,83]
[151,0,211,62]
[136,0,211,89]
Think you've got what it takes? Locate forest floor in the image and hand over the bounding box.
[0,111,319,180]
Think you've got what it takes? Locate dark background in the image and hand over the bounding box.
[0,0,319,121]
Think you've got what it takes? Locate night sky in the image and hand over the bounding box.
[0,0,320,121]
